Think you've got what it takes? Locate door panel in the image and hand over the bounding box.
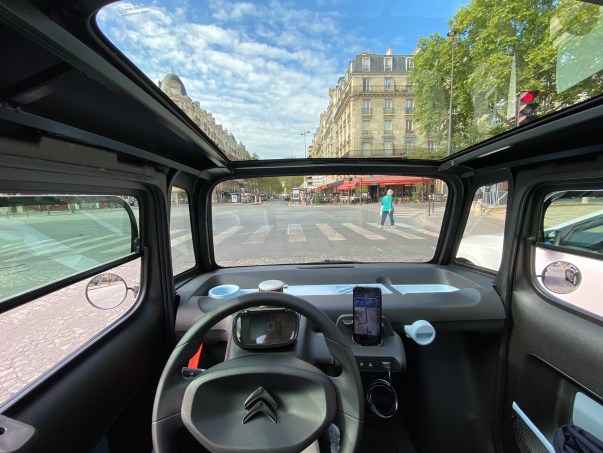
[503,174,603,452]
[0,161,172,452]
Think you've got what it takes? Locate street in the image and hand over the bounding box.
[171,199,506,268]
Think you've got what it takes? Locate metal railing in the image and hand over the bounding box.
[350,85,410,94]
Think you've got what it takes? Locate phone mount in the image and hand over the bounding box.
[335,315,406,373]
[336,315,404,419]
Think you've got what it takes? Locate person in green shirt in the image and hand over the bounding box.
[379,189,395,228]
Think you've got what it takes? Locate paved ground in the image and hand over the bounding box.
[0,260,140,405]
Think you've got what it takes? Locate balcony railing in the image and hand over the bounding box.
[361,108,373,115]
[383,108,394,115]
[405,107,414,114]
[383,129,394,134]
[344,149,404,158]
[350,85,410,95]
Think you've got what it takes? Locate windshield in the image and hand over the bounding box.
[210,175,446,266]
[97,0,603,161]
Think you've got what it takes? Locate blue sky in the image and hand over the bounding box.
[97,0,467,159]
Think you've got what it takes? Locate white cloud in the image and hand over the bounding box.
[98,0,350,159]
[210,1,256,22]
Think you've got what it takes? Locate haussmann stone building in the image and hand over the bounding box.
[311,48,440,161]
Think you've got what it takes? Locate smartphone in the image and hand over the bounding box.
[352,286,382,346]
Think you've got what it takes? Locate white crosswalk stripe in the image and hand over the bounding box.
[316,223,346,241]
[1,233,117,255]
[287,224,306,242]
[342,223,386,240]
[171,232,193,247]
[214,226,244,245]
[394,222,440,237]
[4,236,129,262]
[245,225,274,244]
[367,223,423,239]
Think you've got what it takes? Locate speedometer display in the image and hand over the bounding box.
[233,308,299,349]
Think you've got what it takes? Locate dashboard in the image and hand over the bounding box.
[174,263,505,376]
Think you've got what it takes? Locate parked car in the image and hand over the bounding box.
[565,265,581,286]
[2,2,603,453]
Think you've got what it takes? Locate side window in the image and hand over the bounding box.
[456,182,508,270]
[535,190,603,317]
[0,193,141,404]
[170,186,194,275]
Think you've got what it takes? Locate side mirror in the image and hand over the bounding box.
[86,273,138,309]
[540,261,581,294]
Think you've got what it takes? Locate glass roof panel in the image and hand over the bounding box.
[97,0,603,161]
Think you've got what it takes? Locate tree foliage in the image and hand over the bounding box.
[410,0,603,153]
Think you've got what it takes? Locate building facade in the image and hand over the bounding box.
[159,70,247,202]
[311,48,440,161]
[159,70,250,161]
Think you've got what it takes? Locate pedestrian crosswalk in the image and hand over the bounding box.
[201,221,440,247]
[0,221,439,270]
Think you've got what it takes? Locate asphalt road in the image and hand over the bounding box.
[171,199,505,269]
[214,201,443,265]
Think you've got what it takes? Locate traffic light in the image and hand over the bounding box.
[516,90,540,126]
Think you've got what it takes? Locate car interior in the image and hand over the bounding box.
[1,1,603,453]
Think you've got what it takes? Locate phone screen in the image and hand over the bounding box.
[352,286,382,346]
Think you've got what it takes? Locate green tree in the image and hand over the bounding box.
[411,0,603,153]
[281,176,304,194]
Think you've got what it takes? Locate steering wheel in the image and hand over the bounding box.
[152,291,364,453]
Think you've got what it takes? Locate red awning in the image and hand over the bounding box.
[330,176,430,191]
[378,176,429,186]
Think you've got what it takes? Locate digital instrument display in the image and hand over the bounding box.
[233,308,299,349]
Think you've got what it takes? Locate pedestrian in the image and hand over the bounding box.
[379,189,395,228]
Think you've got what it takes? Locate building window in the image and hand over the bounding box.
[384,57,393,71]
[405,139,414,153]
[384,99,393,114]
[363,77,371,92]
[362,99,372,115]
[384,120,393,133]
[405,120,413,132]
[362,142,371,156]
[384,77,392,92]
[384,141,394,156]
[428,141,437,151]
[362,57,371,72]
[406,57,413,71]
[405,99,414,114]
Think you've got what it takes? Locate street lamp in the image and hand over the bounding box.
[447,30,457,156]
[300,130,311,158]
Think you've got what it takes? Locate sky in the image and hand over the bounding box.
[97,0,467,159]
